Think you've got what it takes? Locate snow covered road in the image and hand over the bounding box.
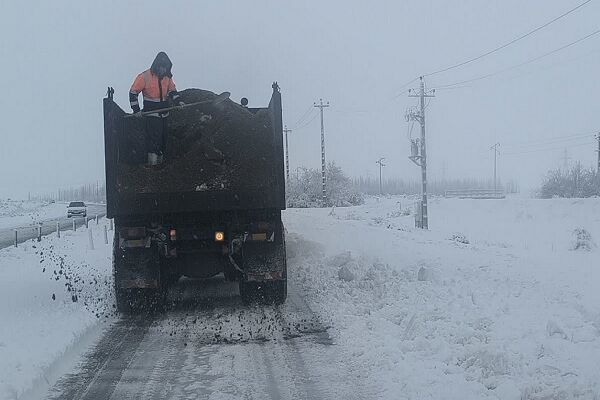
[45,281,364,400]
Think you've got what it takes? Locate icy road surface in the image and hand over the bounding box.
[45,281,365,400]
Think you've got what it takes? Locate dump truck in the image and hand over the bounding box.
[103,83,287,312]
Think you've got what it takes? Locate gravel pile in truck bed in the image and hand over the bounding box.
[117,89,275,194]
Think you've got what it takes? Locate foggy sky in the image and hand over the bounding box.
[1,0,599,199]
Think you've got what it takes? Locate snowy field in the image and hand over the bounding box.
[285,195,600,399]
[0,200,68,229]
[0,196,599,399]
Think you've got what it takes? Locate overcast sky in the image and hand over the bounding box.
[1,0,599,199]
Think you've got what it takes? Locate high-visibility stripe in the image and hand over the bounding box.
[130,100,139,106]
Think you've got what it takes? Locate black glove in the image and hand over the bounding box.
[132,105,141,113]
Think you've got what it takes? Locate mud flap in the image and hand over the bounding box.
[114,239,161,290]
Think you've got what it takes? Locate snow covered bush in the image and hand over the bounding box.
[539,163,600,198]
[570,228,596,251]
[287,162,364,208]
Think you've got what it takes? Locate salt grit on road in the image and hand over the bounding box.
[284,196,600,399]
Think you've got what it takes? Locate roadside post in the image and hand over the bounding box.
[73,219,76,231]
[88,228,94,250]
[56,221,60,238]
[14,230,18,247]
[37,223,42,242]
[96,215,99,224]
[103,225,108,244]
[109,219,113,231]
[85,217,89,229]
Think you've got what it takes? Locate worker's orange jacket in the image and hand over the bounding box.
[129,69,179,113]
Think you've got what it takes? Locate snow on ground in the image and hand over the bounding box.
[0,200,69,229]
[1,195,599,399]
[284,195,600,399]
[0,221,114,400]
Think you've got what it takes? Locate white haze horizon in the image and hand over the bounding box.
[1,0,599,199]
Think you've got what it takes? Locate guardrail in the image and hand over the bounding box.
[444,189,506,199]
[8,213,112,248]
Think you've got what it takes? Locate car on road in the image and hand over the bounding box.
[67,201,87,218]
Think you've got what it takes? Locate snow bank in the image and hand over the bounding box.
[0,221,114,400]
[284,196,600,399]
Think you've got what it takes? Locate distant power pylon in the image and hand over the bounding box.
[406,77,435,230]
[376,157,386,194]
[314,99,330,206]
[490,143,500,192]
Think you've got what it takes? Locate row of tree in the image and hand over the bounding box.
[539,163,599,198]
[30,182,106,203]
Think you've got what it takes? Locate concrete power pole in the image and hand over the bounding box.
[314,99,330,206]
[596,133,600,174]
[490,143,500,192]
[283,125,292,183]
[407,77,435,229]
[376,157,386,194]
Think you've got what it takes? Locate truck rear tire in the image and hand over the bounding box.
[115,288,132,313]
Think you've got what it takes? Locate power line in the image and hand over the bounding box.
[434,27,600,89]
[503,141,593,155]
[294,111,318,130]
[423,0,593,78]
[291,105,315,128]
[502,133,596,149]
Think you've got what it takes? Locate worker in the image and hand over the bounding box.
[129,52,183,165]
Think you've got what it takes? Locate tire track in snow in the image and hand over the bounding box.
[45,278,339,399]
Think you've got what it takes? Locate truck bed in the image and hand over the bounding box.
[103,86,285,218]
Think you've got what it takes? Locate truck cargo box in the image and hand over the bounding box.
[103,84,285,218]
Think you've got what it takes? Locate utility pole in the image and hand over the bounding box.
[407,77,435,229]
[376,157,386,194]
[314,99,330,206]
[595,133,600,174]
[490,143,500,192]
[283,125,292,183]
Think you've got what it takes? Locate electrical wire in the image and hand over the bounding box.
[294,112,319,130]
[291,105,314,128]
[502,133,596,150]
[393,77,420,98]
[433,27,600,89]
[503,141,594,155]
[423,0,593,78]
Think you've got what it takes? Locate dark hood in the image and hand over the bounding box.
[150,52,173,78]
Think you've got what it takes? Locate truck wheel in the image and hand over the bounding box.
[115,288,132,313]
[223,265,240,282]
